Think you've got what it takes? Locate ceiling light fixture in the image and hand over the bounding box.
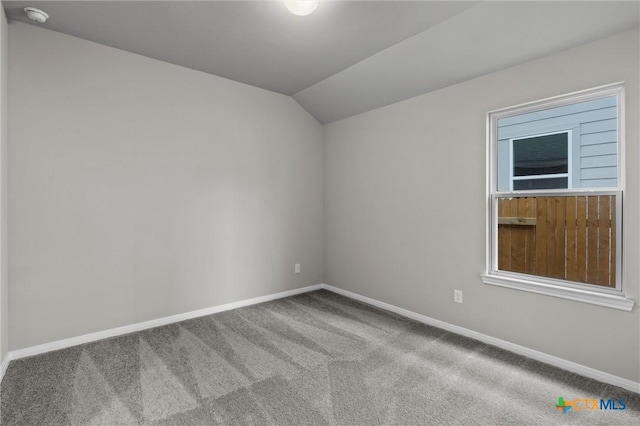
[284,0,319,17]
[24,7,49,24]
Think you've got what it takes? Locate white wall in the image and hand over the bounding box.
[8,22,324,350]
[0,8,8,366]
[324,29,640,382]
[5,16,639,385]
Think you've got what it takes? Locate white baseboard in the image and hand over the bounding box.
[3,282,638,394]
[6,284,324,366]
[0,353,9,383]
[321,284,640,394]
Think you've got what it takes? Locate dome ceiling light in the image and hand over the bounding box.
[284,0,319,17]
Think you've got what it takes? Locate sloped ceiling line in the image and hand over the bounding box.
[3,1,639,124]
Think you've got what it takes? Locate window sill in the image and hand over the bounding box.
[480,273,635,311]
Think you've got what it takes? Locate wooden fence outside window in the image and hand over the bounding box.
[497,195,616,287]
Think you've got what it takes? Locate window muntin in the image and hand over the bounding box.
[486,84,625,303]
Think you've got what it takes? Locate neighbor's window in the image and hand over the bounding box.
[482,83,633,311]
[511,131,570,190]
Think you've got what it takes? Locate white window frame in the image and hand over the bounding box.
[509,129,573,191]
[481,83,634,311]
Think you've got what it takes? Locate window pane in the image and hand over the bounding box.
[497,195,616,288]
[496,94,618,191]
[491,87,623,296]
[513,133,568,176]
[513,177,568,190]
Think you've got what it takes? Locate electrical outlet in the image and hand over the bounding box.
[295,263,301,274]
[454,289,463,304]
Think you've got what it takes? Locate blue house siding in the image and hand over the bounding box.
[497,96,617,191]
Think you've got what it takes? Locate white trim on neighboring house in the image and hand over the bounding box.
[508,129,572,191]
[2,283,638,394]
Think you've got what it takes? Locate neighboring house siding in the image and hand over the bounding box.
[497,96,617,190]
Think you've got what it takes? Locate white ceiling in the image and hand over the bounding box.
[3,1,639,123]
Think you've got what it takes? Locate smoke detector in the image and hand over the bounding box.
[24,7,49,24]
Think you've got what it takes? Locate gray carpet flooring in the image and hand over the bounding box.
[1,289,638,425]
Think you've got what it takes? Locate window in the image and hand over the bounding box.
[482,83,633,311]
[511,131,570,190]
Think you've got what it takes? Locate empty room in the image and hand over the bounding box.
[0,0,638,424]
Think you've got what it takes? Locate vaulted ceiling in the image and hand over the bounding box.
[3,1,639,123]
